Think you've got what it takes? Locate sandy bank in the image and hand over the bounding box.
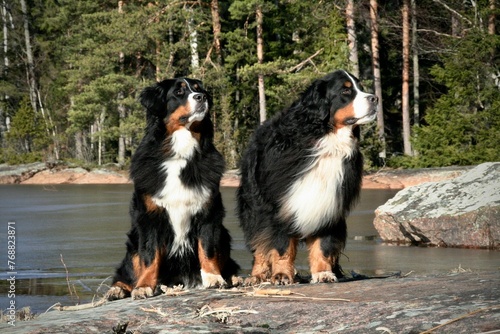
[0,163,472,189]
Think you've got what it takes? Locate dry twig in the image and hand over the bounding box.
[140,306,169,317]
[197,304,258,323]
[60,254,79,304]
[55,297,107,311]
[228,287,351,302]
[288,48,323,73]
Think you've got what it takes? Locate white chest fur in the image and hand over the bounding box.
[279,128,357,236]
[152,129,210,255]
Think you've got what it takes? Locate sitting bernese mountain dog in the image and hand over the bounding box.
[107,78,239,300]
[237,70,378,285]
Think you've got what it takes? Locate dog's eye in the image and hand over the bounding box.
[175,89,184,96]
[341,88,352,95]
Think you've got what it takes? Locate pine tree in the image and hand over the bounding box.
[4,96,47,163]
[412,31,500,167]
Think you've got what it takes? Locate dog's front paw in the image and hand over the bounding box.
[231,275,244,287]
[131,286,154,299]
[201,270,227,288]
[243,275,263,286]
[106,286,128,301]
[310,271,338,283]
[271,272,294,285]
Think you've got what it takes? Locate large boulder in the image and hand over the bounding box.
[373,162,500,249]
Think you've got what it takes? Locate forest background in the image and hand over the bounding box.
[0,0,498,170]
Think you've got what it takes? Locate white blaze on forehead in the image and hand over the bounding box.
[342,70,374,121]
[343,71,364,93]
[183,79,195,93]
[182,79,207,128]
[183,79,198,110]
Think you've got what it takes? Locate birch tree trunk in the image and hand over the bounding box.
[411,0,419,128]
[346,0,359,78]
[489,0,496,35]
[1,0,12,136]
[186,8,199,75]
[20,0,37,113]
[370,0,386,159]
[117,1,126,166]
[21,0,61,159]
[1,0,8,70]
[256,5,266,124]
[154,4,161,81]
[167,28,175,76]
[97,108,106,166]
[402,0,412,156]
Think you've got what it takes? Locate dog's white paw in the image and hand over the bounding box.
[201,270,227,288]
[131,286,154,299]
[106,286,128,301]
[310,271,338,283]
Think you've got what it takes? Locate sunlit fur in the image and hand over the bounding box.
[237,70,377,284]
[109,78,238,300]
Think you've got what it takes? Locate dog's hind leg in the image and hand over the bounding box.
[269,238,298,285]
[244,249,272,285]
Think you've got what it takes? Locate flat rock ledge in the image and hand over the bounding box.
[373,162,500,249]
[2,271,499,334]
[0,163,130,185]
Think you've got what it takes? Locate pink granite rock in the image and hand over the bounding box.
[373,162,500,249]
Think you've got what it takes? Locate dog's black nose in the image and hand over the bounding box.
[367,94,378,104]
[193,93,207,102]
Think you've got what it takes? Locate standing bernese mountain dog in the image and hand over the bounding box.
[237,70,378,285]
[107,78,239,300]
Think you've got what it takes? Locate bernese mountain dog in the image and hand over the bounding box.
[237,70,378,285]
[107,78,239,300]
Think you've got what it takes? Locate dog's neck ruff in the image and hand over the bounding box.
[169,127,199,159]
[280,127,357,236]
[153,128,210,256]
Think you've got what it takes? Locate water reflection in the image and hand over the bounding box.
[0,184,497,313]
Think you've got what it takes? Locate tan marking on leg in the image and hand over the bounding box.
[269,238,298,285]
[197,239,226,288]
[307,237,337,283]
[131,251,162,299]
[113,281,133,292]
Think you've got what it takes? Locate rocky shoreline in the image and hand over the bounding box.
[2,270,499,333]
[1,163,498,332]
[0,162,472,189]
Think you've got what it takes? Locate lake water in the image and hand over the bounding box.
[0,184,498,314]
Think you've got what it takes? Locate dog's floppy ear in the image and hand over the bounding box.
[301,79,329,120]
[139,79,176,113]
